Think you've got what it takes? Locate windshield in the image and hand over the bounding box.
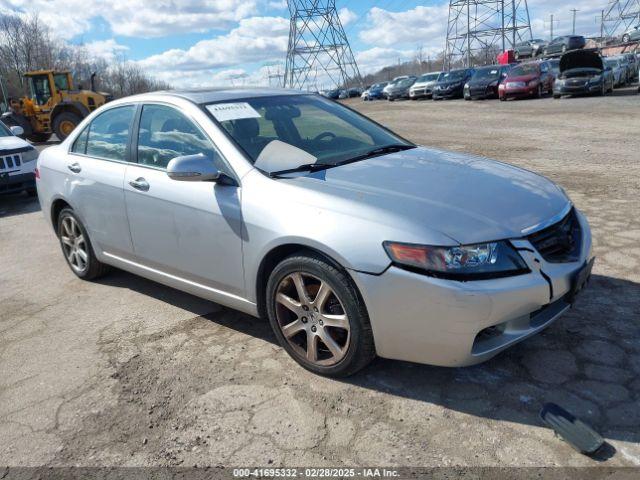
[205,94,411,172]
[418,73,441,82]
[440,70,466,82]
[472,67,501,81]
[509,63,538,76]
[0,122,11,137]
[394,78,414,88]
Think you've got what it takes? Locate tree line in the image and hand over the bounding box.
[0,13,170,101]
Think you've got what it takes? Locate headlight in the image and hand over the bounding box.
[589,75,602,84]
[528,79,539,86]
[21,147,39,163]
[383,241,529,280]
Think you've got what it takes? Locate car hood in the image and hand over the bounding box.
[469,78,500,87]
[412,80,438,88]
[505,73,538,83]
[560,49,604,72]
[0,135,31,151]
[435,81,463,88]
[293,147,569,245]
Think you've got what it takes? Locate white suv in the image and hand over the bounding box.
[0,122,39,195]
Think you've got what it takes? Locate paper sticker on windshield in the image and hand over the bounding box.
[206,102,261,122]
[491,70,498,74]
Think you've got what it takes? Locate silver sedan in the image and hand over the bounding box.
[36,89,593,377]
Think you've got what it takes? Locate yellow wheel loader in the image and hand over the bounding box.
[1,71,111,142]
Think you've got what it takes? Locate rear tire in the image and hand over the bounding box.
[57,208,111,280]
[266,253,376,377]
[53,112,82,141]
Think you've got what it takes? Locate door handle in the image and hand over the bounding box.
[129,177,150,191]
[67,162,81,173]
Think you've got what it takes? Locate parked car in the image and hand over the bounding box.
[621,53,638,82]
[409,72,442,99]
[362,82,388,101]
[432,68,475,99]
[464,65,510,100]
[382,76,414,99]
[0,122,39,195]
[553,49,614,98]
[514,39,548,59]
[322,89,341,100]
[386,76,417,101]
[543,36,586,56]
[621,24,640,43]
[36,88,594,377]
[347,87,363,98]
[605,57,626,87]
[498,61,554,100]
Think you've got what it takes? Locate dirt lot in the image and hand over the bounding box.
[1,88,639,470]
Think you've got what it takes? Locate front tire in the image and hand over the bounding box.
[57,208,110,280]
[266,253,375,377]
[53,112,82,141]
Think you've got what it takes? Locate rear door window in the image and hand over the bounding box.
[85,106,136,161]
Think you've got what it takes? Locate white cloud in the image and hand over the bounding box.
[1,0,258,39]
[359,5,449,50]
[138,16,289,87]
[338,7,357,27]
[356,47,414,75]
[79,39,129,62]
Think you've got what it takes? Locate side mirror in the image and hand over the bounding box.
[167,153,222,182]
[10,125,24,136]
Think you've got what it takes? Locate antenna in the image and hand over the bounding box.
[444,0,533,69]
[284,1,363,90]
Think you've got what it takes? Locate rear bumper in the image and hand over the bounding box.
[0,172,35,194]
[350,209,593,367]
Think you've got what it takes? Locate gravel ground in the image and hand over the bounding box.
[1,88,639,471]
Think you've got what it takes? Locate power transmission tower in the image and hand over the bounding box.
[284,1,363,90]
[602,0,640,39]
[444,0,533,69]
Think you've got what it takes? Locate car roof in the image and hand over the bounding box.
[150,87,307,105]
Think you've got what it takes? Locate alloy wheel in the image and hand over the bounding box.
[60,216,89,273]
[274,272,350,366]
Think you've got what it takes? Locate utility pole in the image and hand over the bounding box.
[284,0,362,90]
[444,0,532,69]
[550,14,554,40]
[571,9,579,34]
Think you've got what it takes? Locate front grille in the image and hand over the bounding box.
[0,154,21,171]
[527,208,581,263]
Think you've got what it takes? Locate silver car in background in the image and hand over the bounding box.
[409,72,443,99]
[36,89,593,377]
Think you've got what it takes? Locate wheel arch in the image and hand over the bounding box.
[50,197,72,231]
[51,102,89,123]
[255,243,352,320]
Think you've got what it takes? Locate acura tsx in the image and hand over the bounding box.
[36,89,594,377]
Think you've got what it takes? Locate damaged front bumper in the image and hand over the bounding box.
[349,208,593,367]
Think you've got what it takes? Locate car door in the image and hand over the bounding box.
[66,105,136,257]
[123,102,245,297]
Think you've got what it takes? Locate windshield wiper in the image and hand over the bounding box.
[268,144,416,178]
[269,162,336,178]
[334,144,416,167]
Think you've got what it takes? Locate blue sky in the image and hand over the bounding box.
[1,0,607,87]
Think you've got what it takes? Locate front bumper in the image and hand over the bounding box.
[432,87,463,99]
[350,209,593,367]
[554,82,601,96]
[410,87,433,98]
[500,86,538,99]
[0,171,35,194]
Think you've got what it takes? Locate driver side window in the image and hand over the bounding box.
[137,104,222,170]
